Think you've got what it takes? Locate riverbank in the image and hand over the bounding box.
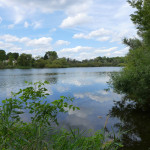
[0,63,125,69]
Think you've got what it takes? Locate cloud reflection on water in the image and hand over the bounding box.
[0,67,122,131]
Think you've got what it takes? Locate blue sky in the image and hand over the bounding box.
[0,0,137,60]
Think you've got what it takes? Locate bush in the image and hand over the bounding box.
[110,0,150,110]
[110,46,150,109]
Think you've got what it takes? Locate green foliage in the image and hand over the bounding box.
[0,81,79,149]
[17,53,33,67]
[0,81,122,149]
[6,52,19,60]
[51,128,123,150]
[34,58,46,68]
[0,49,125,69]
[0,50,6,61]
[110,0,150,110]
[0,61,5,69]
[44,51,58,61]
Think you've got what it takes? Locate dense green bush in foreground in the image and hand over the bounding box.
[0,81,122,150]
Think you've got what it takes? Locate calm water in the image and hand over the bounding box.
[0,67,150,150]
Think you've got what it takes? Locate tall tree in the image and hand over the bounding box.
[17,53,32,67]
[6,52,12,60]
[12,53,19,60]
[0,50,6,61]
[44,51,58,61]
[111,0,150,109]
[6,52,19,60]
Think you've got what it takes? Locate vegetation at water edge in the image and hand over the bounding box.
[0,50,125,69]
[0,81,122,150]
[110,0,150,110]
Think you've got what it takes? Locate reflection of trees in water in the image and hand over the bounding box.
[44,73,61,84]
[46,77,58,84]
[109,96,150,150]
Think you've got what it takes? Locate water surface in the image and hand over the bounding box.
[0,67,121,129]
[0,67,150,149]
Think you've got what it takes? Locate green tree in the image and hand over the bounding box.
[44,51,58,61]
[0,50,6,61]
[6,52,12,60]
[52,58,67,68]
[6,52,19,60]
[0,61,4,69]
[8,55,13,66]
[111,0,150,109]
[17,53,32,67]
[35,58,46,68]
[12,52,19,60]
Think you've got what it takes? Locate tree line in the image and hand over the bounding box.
[0,49,125,69]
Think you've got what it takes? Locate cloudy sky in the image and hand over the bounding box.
[0,0,137,60]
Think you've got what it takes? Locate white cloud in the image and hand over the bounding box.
[0,0,92,26]
[23,21,42,29]
[24,21,29,28]
[61,78,92,86]
[59,46,92,53]
[94,47,118,53]
[114,3,133,19]
[19,37,30,43]
[97,90,108,95]
[74,92,111,103]
[73,26,136,43]
[0,0,136,59]
[25,37,52,47]
[0,17,2,24]
[56,86,69,93]
[57,45,129,60]
[67,107,92,119]
[32,21,42,29]
[55,40,70,46]
[0,34,52,47]
[74,93,85,99]
[113,47,129,56]
[111,28,135,43]
[89,28,111,38]
[0,34,53,56]
[73,33,86,39]
[8,24,15,29]
[49,28,57,33]
[0,35,126,59]
[0,34,19,42]
[0,41,21,52]
[73,28,111,41]
[60,13,91,28]
[97,37,110,42]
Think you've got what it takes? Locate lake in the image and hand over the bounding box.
[0,67,150,150]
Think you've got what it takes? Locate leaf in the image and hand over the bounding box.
[69,105,73,109]
[2,100,6,103]
[44,81,49,84]
[73,106,76,111]
[24,81,28,84]
[51,101,58,105]
[76,107,80,110]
